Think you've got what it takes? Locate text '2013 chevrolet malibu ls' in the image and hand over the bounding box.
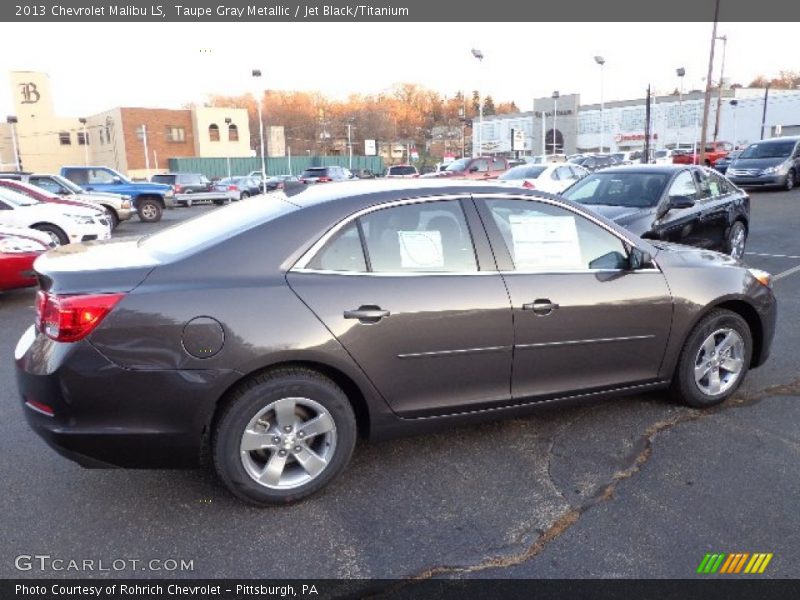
[15,181,776,505]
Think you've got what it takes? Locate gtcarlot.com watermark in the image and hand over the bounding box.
[15,554,194,573]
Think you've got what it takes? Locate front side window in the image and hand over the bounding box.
[307,200,478,274]
[485,199,629,271]
[29,177,63,194]
[471,159,489,173]
[86,169,117,184]
[667,171,698,200]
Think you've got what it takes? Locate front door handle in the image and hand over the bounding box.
[522,299,560,316]
[344,305,390,324]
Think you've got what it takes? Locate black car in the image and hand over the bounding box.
[562,165,750,259]
[151,173,212,194]
[714,150,742,175]
[16,180,775,505]
[574,154,619,172]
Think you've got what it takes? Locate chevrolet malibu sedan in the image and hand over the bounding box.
[562,165,750,259]
[15,181,776,505]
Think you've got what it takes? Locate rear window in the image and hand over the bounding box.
[139,196,297,259]
[301,168,327,177]
[388,166,417,176]
[151,175,176,184]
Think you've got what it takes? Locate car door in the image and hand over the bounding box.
[287,197,514,417]
[690,168,730,250]
[476,196,673,400]
[655,169,706,247]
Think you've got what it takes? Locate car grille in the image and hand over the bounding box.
[729,168,762,177]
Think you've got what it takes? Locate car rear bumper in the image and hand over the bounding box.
[14,326,226,468]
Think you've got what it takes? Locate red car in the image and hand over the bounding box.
[0,179,97,211]
[0,227,51,291]
[672,141,733,167]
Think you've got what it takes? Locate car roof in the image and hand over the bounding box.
[748,136,800,144]
[588,164,691,175]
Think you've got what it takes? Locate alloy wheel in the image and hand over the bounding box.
[693,328,745,396]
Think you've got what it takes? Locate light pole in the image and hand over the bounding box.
[699,0,721,165]
[730,99,739,148]
[676,67,685,149]
[6,116,20,171]
[594,56,605,153]
[78,117,89,165]
[471,48,484,157]
[252,69,267,194]
[346,117,354,170]
[713,34,728,145]
[552,91,560,154]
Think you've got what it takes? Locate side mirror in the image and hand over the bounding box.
[668,194,695,210]
[628,247,653,270]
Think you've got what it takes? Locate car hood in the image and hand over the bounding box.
[731,157,787,169]
[650,240,740,268]
[25,202,103,218]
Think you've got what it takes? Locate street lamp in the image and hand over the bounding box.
[78,117,88,165]
[471,48,484,157]
[676,67,686,149]
[251,69,267,194]
[594,56,605,153]
[6,116,20,171]
[346,117,354,170]
[551,91,560,154]
[730,99,739,148]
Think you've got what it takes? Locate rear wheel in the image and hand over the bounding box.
[137,198,162,223]
[183,197,193,208]
[725,221,747,259]
[213,369,357,505]
[32,224,68,246]
[103,206,119,230]
[785,169,796,191]
[671,309,752,408]
[240,192,250,200]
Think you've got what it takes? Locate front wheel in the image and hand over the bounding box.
[671,309,752,408]
[725,221,747,259]
[212,369,357,505]
[785,169,796,191]
[137,198,163,223]
[103,207,119,230]
[32,224,68,246]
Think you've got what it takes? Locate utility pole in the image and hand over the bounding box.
[699,0,721,165]
[712,35,728,144]
[760,84,770,140]
[644,85,652,163]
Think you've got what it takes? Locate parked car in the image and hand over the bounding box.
[151,173,230,207]
[16,180,775,505]
[612,150,643,165]
[527,154,568,164]
[0,226,52,291]
[572,154,620,172]
[713,150,742,175]
[298,166,352,184]
[497,163,589,193]
[0,185,111,246]
[213,176,262,202]
[351,169,377,179]
[386,165,419,178]
[562,165,750,259]
[0,172,133,228]
[672,141,733,167]
[726,137,800,191]
[422,156,509,179]
[60,166,175,223]
[652,149,683,165]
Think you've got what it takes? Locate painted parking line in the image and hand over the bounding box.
[773,263,800,282]
[746,252,800,260]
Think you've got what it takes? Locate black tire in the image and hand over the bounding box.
[670,309,752,408]
[785,169,796,192]
[183,197,193,208]
[103,206,119,230]
[32,223,69,246]
[240,192,250,200]
[724,220,747,259]
[137,198,163,223]
[212,368,357,506]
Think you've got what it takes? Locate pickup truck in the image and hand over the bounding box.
[672,142,733,167]
[60,166,176,223]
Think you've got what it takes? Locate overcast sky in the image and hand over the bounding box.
[0,22,794,117]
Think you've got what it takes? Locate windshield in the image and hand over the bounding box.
[654,150,668,158]
[301,169,327,177]
[445,158,471,172]
[51,175,83,193]
[0,186,39,206]
[612,153,626,160]
[499,166,547,181]
[563,172,671,208]
[739,141,795,159]
[151,175,176,184]
[388,166,417,175]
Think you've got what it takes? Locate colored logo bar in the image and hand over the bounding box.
[697,553,773,574]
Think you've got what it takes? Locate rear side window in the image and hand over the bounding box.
[307,223,366,272]
[389,166,417,176]
[152,174,176,185]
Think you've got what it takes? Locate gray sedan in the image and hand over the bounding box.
[16,181,776,505]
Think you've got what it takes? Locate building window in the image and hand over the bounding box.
[77,132,88,146]
[59,131,71,145]
[209,123,220,141]
[166,126,186,143]
[228,123,239,141]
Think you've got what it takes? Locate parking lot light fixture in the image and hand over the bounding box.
[252,69,267,194]
[471,48,484,157]
[676,67,686,149]
[594,56,605,153]
[552,91,560,154]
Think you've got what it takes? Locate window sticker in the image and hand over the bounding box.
[709,181,719,196]
[509,215,582,269]
[398,230,444,269]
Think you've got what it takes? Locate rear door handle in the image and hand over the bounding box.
[522,299,560,316]
[344,306,390,324]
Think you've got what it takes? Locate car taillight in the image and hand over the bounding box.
[277,182,284,189]
[174,184,183,193]
[318,177,332,183]
[36,291,124,342]
[522,180,536,189]
[228,185,238,191]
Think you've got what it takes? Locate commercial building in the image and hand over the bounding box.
[1,71,253,177]
[473,89,800,157]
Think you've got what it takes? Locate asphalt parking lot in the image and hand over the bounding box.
[1,190,798,581]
